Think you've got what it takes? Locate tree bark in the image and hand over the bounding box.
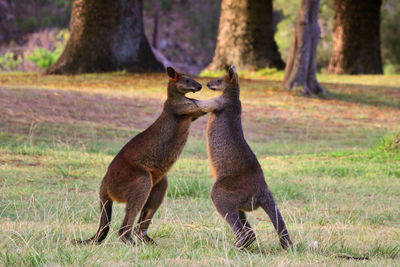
[283,0,325,95]
[206,0,285,71]
[46,0,163,74]
[328,0,382,74]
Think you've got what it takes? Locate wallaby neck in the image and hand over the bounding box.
[223,85,240,99]
[167,82,180,98]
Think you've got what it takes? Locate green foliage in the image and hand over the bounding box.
[161,0,172,11]
[14,0,71,34]
[254,67,282,77]
[17,15,39,33]
[274,0,398,73]
[384,64,398,74]
[0,52,22,71]
[381,0,400,74]
[28,48,60,70]
[377,134,400,153]
[201,67,285,80]
[274,0,301,62]
[183,0,220,61]
[274,0,333,70]
[200,69,227,78]
[27,29,69,70]
[55,0,69,8]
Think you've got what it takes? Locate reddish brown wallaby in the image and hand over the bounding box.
[196,66,293,249]
[73,67,206,245]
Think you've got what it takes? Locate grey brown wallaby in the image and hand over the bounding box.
[196,66,293,249]
[73,67,205,245]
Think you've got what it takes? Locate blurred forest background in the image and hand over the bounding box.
[0,0,399,74]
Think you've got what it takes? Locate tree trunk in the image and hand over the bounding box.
[206,0,285,71]
[46,0,163,74]
[283,0,325,95]
[328,0,382,74]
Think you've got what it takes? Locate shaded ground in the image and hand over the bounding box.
[1,73,399,145]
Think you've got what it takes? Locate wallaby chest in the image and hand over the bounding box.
[148,114,192,177]
[207,103,261,179]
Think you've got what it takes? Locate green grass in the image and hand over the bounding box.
[0,73,399,266]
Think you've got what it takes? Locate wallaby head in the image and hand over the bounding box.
[206,65,239,94]
[167,66,202,95]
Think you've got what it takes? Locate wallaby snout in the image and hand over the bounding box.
[194,82,202,92]
[206,79,222,91]
[206,65,237,92]
[186,79,202,93]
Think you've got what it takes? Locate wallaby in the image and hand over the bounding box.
[195,66,293,249]
[74,67,206,245]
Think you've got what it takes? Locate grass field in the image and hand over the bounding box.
[0,72,399,266]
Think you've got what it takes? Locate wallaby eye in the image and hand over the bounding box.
[217,79,222,84]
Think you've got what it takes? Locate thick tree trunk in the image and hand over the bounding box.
[206,0,285,71]
[283,0,325,95]
[46,0,163,74]
[328,0,382,74]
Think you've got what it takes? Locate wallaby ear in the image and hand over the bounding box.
[166,66,176,79]
[227,65,238,82]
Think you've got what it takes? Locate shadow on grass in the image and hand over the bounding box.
[322,83,400,109]
[242,78,400,109]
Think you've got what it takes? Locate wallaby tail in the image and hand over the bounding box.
[260,190,293,249]
[72,191,113,245]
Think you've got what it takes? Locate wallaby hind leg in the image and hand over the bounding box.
[260,190,293,249]
[119,172,152,244]
[134,176,168,244]
[211,192,255,248]
[238,210,256,248]
[239,211,253,231]
[72,185,113,244]
[218,207,255,249]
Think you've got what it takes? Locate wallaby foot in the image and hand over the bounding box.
[235,211,256,248]
[235,228,256,249]
[135,232,156,244]
[119,229,135,245]
[279,234,293,249]
[212,198,255,249]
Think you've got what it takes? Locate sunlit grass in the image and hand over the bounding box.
[0,73,399,265]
